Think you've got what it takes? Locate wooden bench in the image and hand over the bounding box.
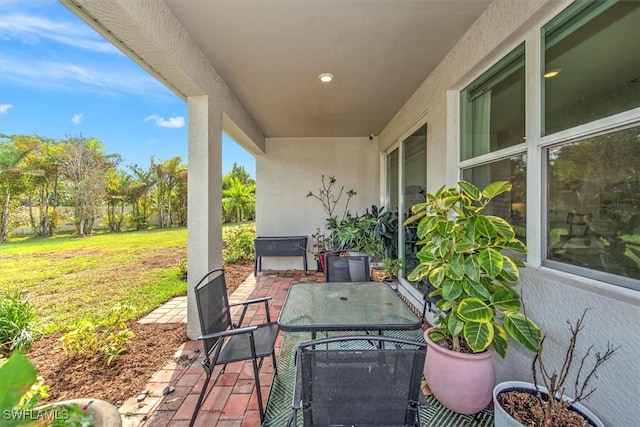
[254,236,308,274]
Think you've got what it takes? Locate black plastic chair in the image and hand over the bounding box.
[325,251,371,282]
[287,335,427,426]
[191,269,278,426]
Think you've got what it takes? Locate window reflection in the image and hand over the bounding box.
[462,155,527,242]
[547,126,640,281]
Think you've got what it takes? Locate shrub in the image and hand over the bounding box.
[59,303,134,366]
[223,225,256,263]
[0,291,40,356]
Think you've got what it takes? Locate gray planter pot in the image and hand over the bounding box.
[493,381,604,427]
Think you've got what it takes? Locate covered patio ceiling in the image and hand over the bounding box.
[157,0,494,138]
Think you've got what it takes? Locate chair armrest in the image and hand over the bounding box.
[230,296,274,326]
[229,296,273,307]
[197,325,258,341]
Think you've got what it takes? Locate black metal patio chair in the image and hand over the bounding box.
[287,335,427,426]
[191,268,278,426]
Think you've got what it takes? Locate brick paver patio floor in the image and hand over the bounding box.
[122,270,324,427]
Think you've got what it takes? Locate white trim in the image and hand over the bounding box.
[539,108,640,148]
[458,143,527,170]
[525,27,543,267]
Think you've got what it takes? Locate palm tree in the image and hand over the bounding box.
[222,176,255,225]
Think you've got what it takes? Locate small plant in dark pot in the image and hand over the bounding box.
[404,180,541,414]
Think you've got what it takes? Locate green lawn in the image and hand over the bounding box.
[0,228,188,333]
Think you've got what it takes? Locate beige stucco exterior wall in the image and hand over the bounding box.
[380,0,640,424]
[255,137,379,271]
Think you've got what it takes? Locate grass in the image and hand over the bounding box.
[0,228,188,333]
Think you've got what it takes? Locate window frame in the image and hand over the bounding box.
[456,0,640,290]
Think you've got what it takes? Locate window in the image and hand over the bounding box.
[460,44,527,236]
[542,0,640,135]
[402,125,427,290]
[461,44,525,161]
[457,0,640,290]
[546,125,640,283]
[541,0,640,288]
[383,124,427,295]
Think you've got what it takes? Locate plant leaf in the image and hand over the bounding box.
[491,322,509,358]
[447,253,466,280]
[491,287,521,311]
[497,239,528,254]
[463,321,493,353]
[498,256,520,283]
[474,215,497,239]
[447,313,464,337]
[458,180,482,201]
[437,219,456,237]
[441,278,463,300]
[463,279,491,301]
[456,298,493,323]
[482,181,512,199]
[478,248,503,278]
[428,266,445,287]
[486,215,515,239]
[504,312,540,353]
[463,255,481,282]
[0,351,37,421]
[407,263,431,282]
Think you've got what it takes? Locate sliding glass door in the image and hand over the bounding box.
[384,124,427,294]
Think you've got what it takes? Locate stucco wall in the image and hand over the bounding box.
[380,0,640,424]
[256,137,379,271]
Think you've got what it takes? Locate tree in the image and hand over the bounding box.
[152,157,184,228]
[23,138,65,237]
[105,168,132,232]
[222,176,255,225]
[128,162,156,230]
[0,135,36,242]
[60,136,113,236]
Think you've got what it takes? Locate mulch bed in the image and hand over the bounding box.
[27,260,254,407]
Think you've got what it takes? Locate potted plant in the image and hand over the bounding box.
[306,175,357,272]
[404,180,540,414]
[381,257,403,289]
[494,309,617,427]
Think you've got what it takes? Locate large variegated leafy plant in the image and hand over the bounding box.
[405,181,540,358]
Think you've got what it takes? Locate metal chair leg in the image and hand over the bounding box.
[190,363,212,427]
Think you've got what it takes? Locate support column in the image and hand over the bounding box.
[187,95,223,339]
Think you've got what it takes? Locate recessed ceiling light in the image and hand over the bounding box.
[544,69,562,79]
[318,73,334,83]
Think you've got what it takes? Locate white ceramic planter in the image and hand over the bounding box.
[493,381,604,427]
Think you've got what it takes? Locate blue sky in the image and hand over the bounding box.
[0,0,256,177]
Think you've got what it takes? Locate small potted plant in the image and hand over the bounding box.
[404,180,541,414]
[493,309,617,427]
[381,257,403,288]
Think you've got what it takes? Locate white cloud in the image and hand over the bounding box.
[0,104,14,114]
[71,113,83,124]
[1,56,166,98]
[1,13,118,54]
[144,115,185,129]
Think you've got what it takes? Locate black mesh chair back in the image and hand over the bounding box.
[195,269,232,360]
[289,335,426,427]
[191,269,278,426]
[325,251,371,282]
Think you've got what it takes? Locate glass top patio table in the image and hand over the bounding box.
[277,281,422,333]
